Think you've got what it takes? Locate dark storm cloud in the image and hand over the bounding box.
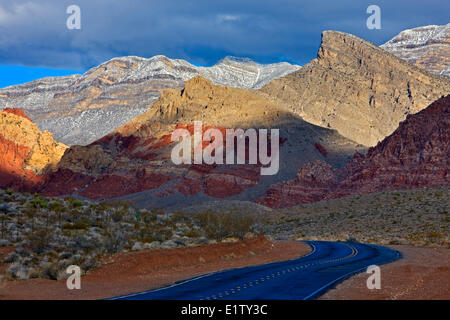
[0,0,448,70]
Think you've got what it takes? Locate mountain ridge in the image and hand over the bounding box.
[0,55,300,146]
[259,30,450,146]
[381,23,450,76]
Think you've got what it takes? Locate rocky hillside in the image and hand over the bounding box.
[258,95,450,208]
[259,31,450,146]
[38,77,363,208]
[0,56,300,146]
[0,108,67,190]
[381,23,450,76]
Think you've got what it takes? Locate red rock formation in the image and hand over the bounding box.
[2,108,32,122]
[341,94,450,192]
[40,122,263,200]
[41,169,94,197]
[0,108,66,191]
[258,95,450,208]
[256,160,340,208]
[0,134,42,190]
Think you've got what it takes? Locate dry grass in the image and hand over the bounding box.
[263,186,449,247]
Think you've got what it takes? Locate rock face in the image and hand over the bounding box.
[2,108,32,122]
[0,55,300,146]
[257,95,450,208]
[339,94,449,192]
[0,108,67,190]
[381,24,450,77]
[39,77,363,208]
[259,31,450,147]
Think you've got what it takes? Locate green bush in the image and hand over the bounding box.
[71,200,84,208]
[30,198,48,209]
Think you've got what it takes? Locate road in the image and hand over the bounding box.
[113,241,401,300]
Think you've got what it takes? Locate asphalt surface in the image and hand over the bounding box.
[113,241,401,300]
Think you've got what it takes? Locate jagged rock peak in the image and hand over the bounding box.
[259,30,450,147]
[317,30,443,77]
[184,75,215,90]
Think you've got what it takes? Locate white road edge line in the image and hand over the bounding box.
[302,243,362,300]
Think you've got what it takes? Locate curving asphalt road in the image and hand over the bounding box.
[113,241,401,300]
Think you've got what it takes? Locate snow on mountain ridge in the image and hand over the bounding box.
[78,54,300,89]
[382,24,449,48]
[0,55,300,145]
[381,23,449,77]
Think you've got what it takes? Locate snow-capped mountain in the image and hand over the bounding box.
[0,55,300,146]
[84,55,300,90]
[381,23,449,76]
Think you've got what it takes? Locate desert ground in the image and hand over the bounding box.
[0,236,309,300]
[321,245,450,300]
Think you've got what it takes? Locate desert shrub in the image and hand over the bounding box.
[139,210,157,225]
[135,232,157,243]
[102,227,128,254]
[154,227,173,242]
[426,230,444,243]
[64,196,75,203]
[62,219,90,230]
[152,208,165,216]
[194,210,256,240]
[42,262,60,280]
[71,200,84,208]
[70,234,97,251]
[99,200,132,211]
[111,211,124,223]
[24,227,52,253]
[184,229,201,238]
[170,211,190,224]
[49,201,62,211]
[30,197,48,209]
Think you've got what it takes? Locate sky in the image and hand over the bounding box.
[0,0,448,88]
